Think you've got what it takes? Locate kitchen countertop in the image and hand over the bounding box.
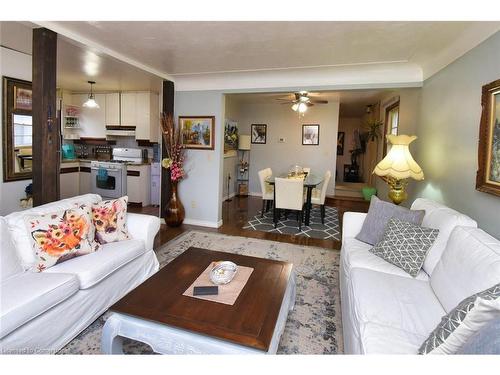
[61,159,152,166]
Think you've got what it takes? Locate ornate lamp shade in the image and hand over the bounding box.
[238,135,251,150]
[373,135,424,181]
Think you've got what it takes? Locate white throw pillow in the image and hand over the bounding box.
[419,283,500,354]
[5,194,102,270]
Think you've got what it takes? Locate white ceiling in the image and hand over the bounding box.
[0,22,163,92]
[41,21,500,79]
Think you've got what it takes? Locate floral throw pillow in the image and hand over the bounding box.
[92,196,130,244]
[25,205,100,272]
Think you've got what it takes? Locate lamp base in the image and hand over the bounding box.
[383,177,409,205]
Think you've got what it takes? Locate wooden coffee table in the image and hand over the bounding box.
[101,247,296,354]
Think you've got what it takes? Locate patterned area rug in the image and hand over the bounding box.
[243,206,340,241]
[58,230,343,354]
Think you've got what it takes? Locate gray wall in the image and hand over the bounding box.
[410,31,500,239]
[174,91,225,227]
[226,99,340,196]
[0,46,33,216]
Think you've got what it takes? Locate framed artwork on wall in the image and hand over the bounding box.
[224,119,238,155]
[337,131,345,155]
[251,124,267,144]
[179,116,215,150]
[476,78,500,197]
[302,124,320,145]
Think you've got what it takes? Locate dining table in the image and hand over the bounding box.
[265,172,324,226]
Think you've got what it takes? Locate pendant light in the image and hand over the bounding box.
[83,81,99,108]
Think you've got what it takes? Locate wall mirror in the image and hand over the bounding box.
[2,76,33,182]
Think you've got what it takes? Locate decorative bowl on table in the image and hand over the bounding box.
[288,165,305,178]
[210,261,238,285]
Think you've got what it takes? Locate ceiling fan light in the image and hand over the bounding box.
[298,102,308,113]
[291,103,299,111]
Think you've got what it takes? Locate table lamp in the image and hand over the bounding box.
[373,134,424,205]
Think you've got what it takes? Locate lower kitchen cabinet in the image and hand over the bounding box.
[79,162,92,195]
[127,165,151,206]
[60,162,80,199]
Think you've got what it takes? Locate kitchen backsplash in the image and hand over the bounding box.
[63,136,155,161]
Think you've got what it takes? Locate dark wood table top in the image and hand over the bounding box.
[110,247,293,351]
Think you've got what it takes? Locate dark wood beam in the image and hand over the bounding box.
[161,80,174,219]
[32,28,59,206]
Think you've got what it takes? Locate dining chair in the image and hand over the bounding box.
[303,167,311,174]
[258,168,274,217]
[310,170,332,224]
[274,177,305,231]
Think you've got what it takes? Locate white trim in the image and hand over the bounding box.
[183,218,223,228]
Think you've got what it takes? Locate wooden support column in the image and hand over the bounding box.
[32,28,59,206]
[161,80,175,219]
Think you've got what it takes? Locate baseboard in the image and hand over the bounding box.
[183,218,223,228]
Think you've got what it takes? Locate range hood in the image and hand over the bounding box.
[105,125,136,137]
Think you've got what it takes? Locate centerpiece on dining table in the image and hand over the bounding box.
[287,165,307,178]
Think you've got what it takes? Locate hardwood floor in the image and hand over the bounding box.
[129,196,369,251]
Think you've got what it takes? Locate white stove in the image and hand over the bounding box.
[112,148,144,164]
[90,160,127,199]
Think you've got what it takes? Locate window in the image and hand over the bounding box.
[13,114,33,147]
[383,101,400,156]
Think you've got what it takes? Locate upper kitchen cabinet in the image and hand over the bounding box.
[120,92,137,127]
[71,93,106,138]
[136,92,159,143]
[105,93,121,126]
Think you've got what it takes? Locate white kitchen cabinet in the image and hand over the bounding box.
[79,162,92,195]
[135,92,159,142]
[71,94,106,138]
[105,93,120,126]
[120,92,137,127]
[60,162,80,199]
[127,165,151,206]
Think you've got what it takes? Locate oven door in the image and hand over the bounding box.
[91,166,124,199]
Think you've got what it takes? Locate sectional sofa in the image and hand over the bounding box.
[0,194,160,354]
[340,198,500,354]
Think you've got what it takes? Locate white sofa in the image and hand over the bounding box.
[0,194,160,354]
[340,198,500,354]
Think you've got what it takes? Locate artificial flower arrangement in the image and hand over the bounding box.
[160,113,186,182]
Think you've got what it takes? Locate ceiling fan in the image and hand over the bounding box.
[275,91,329,114]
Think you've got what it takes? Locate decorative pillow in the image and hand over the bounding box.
[91,196,130,244]
[369,218,439,277]
[356,196,425,245]
[25,204,100,272]
[419,283,500,354]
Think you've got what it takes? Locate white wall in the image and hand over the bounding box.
[174,90,225,227]
[411,31,500,239]
[0,46,32,216]
[227,99,340,196]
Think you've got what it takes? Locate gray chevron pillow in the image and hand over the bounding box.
[369,218,438,277]
[419,283,500,354]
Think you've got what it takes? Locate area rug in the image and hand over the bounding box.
[243,206,340,241]
[58,230,343,354]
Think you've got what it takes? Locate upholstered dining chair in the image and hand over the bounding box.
[310,170,332,224]
[274,177,305,231]
[258,168,274,217]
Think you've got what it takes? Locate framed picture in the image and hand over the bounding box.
[476,78,500,197]
[14,85,32,111]
[251,124,267,144]
[224,120,238,153]
[337,131,345,155]
[302,124,320,145]
[179,116,215,150]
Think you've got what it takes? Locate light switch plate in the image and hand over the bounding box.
[278,137,286,143]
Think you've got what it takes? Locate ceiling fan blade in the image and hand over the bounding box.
[275,98,293,101]
[306,102,315,107]
[311,100,329,104]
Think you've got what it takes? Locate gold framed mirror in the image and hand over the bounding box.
[2,76,33,182]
